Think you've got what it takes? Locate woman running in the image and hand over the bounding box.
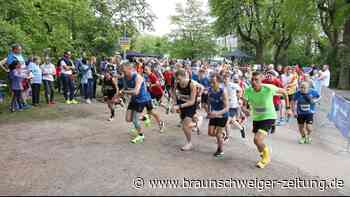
[102,71,118,121]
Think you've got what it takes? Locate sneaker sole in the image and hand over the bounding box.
[181,147,194,151]
[130,140,144,144]
[214,154,224,159]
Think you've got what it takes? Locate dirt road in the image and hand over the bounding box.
[0,101,348,195]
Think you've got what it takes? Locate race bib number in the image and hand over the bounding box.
[300,104,311,112]
[255,106,267,114]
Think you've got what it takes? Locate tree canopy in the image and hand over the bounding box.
[166,0,217,59]
[0,0,155,58]
[209,0,350,88]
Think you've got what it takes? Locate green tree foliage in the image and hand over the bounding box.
[168,0,217,59]
[133,34,169,56]
[0,0,155,58]
[316,0,350,88]
[210,0,315,64]
[210,0,350,88]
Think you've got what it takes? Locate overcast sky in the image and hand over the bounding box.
[144,0,208,36]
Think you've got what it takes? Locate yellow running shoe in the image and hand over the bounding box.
[257,147,271,169]
[130,135,145,144]
[65,100,72,105]
[71,99,79,104]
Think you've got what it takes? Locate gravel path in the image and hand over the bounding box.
[0,100,347,195]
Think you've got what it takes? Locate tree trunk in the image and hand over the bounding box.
[305,34,312,57]
[256,44,264,64]
[273,44,282,65]
[337,17,350,89]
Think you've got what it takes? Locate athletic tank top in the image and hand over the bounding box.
[176,80,193,105]
[125,73,151,103]
[103,78,117,94]
[208,87,228,118]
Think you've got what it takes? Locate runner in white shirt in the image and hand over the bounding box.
[41,57,56,105]
[223,73,245,142]
[319,64,330,88]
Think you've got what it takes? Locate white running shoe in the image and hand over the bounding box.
[181,143,194,151]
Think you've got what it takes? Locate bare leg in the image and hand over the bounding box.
[216,127,224,152]
[254,132,266,153]
[183,118,193,143]
[298,124,306,138]
[306,124,313,136]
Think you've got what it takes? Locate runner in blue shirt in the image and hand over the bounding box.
[291,82,320,144]
[207,73,229,158]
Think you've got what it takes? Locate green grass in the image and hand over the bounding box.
[0,92,68,124]
[0,84,105,125]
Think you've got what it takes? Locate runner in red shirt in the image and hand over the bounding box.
[144,66,163,99]
[163,67,175,98]
[262,71,284,127]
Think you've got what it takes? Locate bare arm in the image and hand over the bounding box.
[291,99,296,115]
[276,88,290,109]
[240,97,251,117]
[179,81,197,108]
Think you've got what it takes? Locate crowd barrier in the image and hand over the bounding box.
[326,89,350,153]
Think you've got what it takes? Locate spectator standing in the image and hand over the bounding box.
[319,64,331,89]
[80,58,94,104]
[90,56,98,100]
[41,57,56,105]
[60,51,78,104]
[9,61,27,112]
[27,56,42,106]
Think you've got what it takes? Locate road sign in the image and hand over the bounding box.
[119,37,130,51]
[120,44,130,50]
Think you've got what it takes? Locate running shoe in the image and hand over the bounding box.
[276,120,283,126]
[108,117,114,122]
[256,161,268,169]
[159,121,165,133]
[66,100,72,105]
[305,136,312,144]
[181,143,193,151]
[299,137,306,144]
[257,147,271,169]
[22,104,32,109]
[71,99,79,104]
[130,135,145,144]
[214,150,224,159]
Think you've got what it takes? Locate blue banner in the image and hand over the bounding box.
[328,95,350,138]
[303,67,312,74]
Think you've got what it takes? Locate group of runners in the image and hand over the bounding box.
[101,59,325,169]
